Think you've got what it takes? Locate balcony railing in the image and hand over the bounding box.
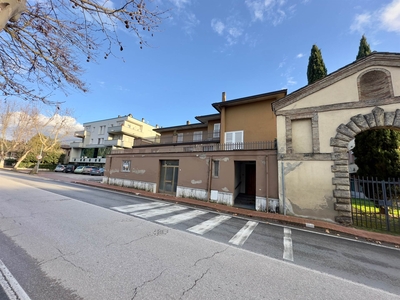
[112,140,276,155]
[135,131,220,146]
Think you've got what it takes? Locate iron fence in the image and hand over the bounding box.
[350,176,400,233]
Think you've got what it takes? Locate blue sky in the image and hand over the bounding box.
[53,0,400,128]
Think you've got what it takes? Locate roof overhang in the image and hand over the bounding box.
[212,89,287,112]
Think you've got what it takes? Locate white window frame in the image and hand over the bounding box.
[177,133,183,143]
[193,131,203,142]
[225,130,244,150]
[213,123,220,138]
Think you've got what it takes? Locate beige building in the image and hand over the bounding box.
[104,90,286,211]
[70,114,160,166]
[272,52,400,224]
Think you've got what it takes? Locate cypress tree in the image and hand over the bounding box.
[356,35,372,60]
[307,44,327,85]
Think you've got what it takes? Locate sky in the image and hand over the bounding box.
[50,0,400,129]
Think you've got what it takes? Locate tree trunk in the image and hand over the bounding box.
[13,150,31,170]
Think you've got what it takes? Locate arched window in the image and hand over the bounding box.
[358,69,393,101]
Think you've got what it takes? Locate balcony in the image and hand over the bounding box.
[134,131,220,146]
[69,157,107,164]
[70,142,84,148]
[112,140,276,155]
[74,130,86,138]
[107,125,153,139]
[103,139,132,148]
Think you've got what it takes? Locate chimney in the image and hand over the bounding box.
[142,118,145,122]
[186,121,190,125]
[222,92,226,102]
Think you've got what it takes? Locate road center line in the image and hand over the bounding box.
[283,227,294,262]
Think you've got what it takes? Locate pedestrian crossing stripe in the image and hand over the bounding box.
[110,203,258,247]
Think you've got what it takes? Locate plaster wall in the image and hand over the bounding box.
[225,100,277,142]
[318,103,400,153]
[282,66,400,111]
[280,160,336,221]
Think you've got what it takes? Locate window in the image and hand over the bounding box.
[99,125,106,135]
[122,160,131,172]
[225,131,243,150]
[213,160,219,177]
[193,131,203,142]
[177,133,183,143]
[213,123,220,138]
[97,138,104,144]
[292,119,312,153]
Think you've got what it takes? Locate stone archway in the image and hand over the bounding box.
[330,107,400,224]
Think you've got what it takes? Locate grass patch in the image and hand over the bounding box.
[351,197,400,234]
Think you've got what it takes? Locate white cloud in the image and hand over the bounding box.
[211,19,225,35]
[350,0,400,34]
[296,53,304,58]
[169,0,190,10]
[211,16,244,46]
[380,0,400,33]
[245,0,291,25]
[350,13,372,33]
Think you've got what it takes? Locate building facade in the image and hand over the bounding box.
[272,52,400,224]
[104,90,286,211]
[69,114,160,166]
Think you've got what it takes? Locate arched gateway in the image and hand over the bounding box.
[330,107,400,224]
[272,52,400,224]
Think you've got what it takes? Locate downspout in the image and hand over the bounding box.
[207,157,213,202]
[265,155,269,212]
[281,160,286,215]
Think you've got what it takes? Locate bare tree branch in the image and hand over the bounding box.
[0,1,165,104]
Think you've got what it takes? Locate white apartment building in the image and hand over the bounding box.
[69,114,160,166]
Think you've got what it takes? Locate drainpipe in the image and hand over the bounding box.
[281,160,286,215]
[207,157,213,202]
[265,155,269,212]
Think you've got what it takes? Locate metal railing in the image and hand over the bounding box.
[350,176,400,233]
[112,140,276,155]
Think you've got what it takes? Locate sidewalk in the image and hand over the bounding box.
[68,178,400,247]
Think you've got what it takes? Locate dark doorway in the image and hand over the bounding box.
[234,161,256,210]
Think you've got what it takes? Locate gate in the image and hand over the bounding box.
[350,176,400,233]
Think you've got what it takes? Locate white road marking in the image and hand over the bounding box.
[0,259,31,300]
[187,215,231,235]
[229,221,258,246]
[283,227,294,261]
[110,202,169,213]
[156,210,208,225]
[131,205,187,218]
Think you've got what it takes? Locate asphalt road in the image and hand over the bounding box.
[0,170,399,299]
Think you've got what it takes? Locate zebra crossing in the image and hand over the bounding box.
[110,203,258,246]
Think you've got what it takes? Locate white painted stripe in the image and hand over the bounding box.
[229,221,258,246]
[131,205,187,218]
[110,202,169,213]
[156,210,207,225]
[187,215,231,235]
[0,259,31,300]
[283,227,294,261]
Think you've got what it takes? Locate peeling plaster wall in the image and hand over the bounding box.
[176,186,208,201]
[280,160,336,221]
[105,177,157,193]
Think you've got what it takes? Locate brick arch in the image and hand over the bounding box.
[330,107,400,224]
[357,68,394,101]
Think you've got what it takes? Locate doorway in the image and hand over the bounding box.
[234,161,256,209]
[159,160,179,194]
